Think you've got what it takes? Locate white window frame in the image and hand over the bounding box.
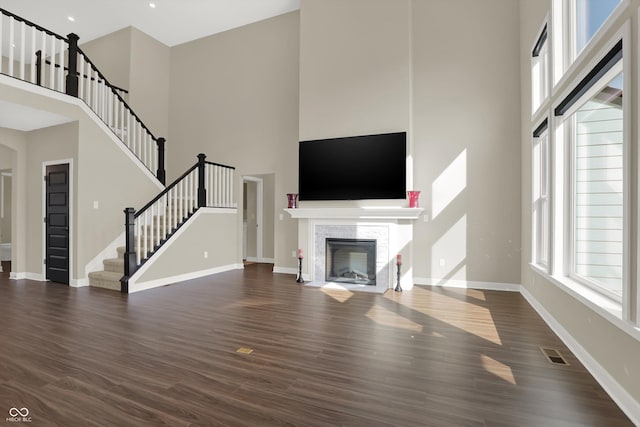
[532,120,551,269]
[532,18,550,116]
[550,23,630,321]
[565,63,624,303]
[552,0,628,87]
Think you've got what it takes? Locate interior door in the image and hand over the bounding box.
[45,164,69,284]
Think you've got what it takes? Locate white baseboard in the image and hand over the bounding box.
[70,278,89,287]
[413,277,521,292]
[9,272,45,281]
[245,257,275,264]
[521,287,640,425]
[129,263,242,293]
[273,266,298,275]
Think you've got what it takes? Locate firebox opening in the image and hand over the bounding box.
[325,238,376,286]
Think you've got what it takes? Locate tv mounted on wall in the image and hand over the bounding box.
[298,132,407,201]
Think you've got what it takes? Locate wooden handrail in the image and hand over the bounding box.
[76,47,154,138]
[0,8,67,41]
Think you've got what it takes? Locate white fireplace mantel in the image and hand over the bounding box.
[284,207,424,220]
[285,206,423,292]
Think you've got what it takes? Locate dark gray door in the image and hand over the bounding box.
[45,164,69,284]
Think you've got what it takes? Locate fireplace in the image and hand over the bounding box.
[325,238,376,286]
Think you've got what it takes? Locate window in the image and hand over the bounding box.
[574,0,622,56]
[552,0,622,83]
[532,24,549,114]
[571,72,623,298]
[554,40,625,301]
[532,119,550,267]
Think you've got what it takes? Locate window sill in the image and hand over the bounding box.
[529,263,640,343]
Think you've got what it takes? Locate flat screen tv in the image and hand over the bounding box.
[299,132,406,201]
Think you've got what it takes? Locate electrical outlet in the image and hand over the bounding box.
[439,258,446,267]
[93,201,99,209]
[279,213,284,221]
[204,251,208,259]
[292,250,296,258]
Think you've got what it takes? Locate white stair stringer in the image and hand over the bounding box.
[127,208,241,294]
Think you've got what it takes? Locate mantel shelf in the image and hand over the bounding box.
[284,207,424,220]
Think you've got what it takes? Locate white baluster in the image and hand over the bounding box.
[29,27,36,83]
[8,17,15,77]
[143,210,148,259]
[168,187,174,232]
[211,166,216,206]
[19,21,25,80]
[143,133,148,169]
[0,15,3,74]
[40,30,46,86]
[137,122,143,161]
[163,194,168,240]
[136,217,141,265]
[78,54,84,99]
[126,112,131,148]
[58,38,64,91]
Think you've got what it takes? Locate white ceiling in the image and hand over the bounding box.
[0,0,300,132]
[0,0,301,47]
[0,100,73,131]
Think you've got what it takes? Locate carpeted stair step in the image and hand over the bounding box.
[116,246,125,258]
[103,258,124,273]
[88,271,121,291]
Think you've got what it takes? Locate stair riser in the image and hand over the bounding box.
[103,262,123,274]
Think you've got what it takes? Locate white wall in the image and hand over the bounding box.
[169,12,300,270]
[299,0,411,141]
[411,0,521,285]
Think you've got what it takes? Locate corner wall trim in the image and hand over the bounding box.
[520,287,640,425]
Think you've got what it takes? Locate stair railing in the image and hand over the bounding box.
[0,7,166,185]
[121,154,236,292]
[0,8,68,93]
[74,47,166,184]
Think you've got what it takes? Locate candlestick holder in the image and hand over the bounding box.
[296,257,305,283]
[394,261,403,292]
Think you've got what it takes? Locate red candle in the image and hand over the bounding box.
[396,254,402,265]
[298,248,304,259]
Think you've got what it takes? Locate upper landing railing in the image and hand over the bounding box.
[0,8,166,184]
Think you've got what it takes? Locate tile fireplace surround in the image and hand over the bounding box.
[285,207,424,292]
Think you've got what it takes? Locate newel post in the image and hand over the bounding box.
[156,137,166,185]
[197,153,206,208]
[65,33,80,97]
[121,207,137,293]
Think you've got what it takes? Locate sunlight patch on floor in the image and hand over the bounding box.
[366,304,423,332]
[392,286,502,346]
[481,354,516,385]
[321,287,354,303]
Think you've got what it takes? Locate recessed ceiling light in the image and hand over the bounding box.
[67,16,75,22]
[149,2,156,8]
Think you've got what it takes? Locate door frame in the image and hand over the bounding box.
[42,159,74,284]
[242,176,263,261]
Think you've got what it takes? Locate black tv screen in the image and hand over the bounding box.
[299,132,406,201]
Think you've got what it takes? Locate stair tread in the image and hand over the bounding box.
[89,271,122,280]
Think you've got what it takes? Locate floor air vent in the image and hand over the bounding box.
[540,347,569,365]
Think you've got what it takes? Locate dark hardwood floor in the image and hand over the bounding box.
[0,263,632,426]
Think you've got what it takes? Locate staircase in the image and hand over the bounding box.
[0,7,237,293]
[88,246,125,290]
